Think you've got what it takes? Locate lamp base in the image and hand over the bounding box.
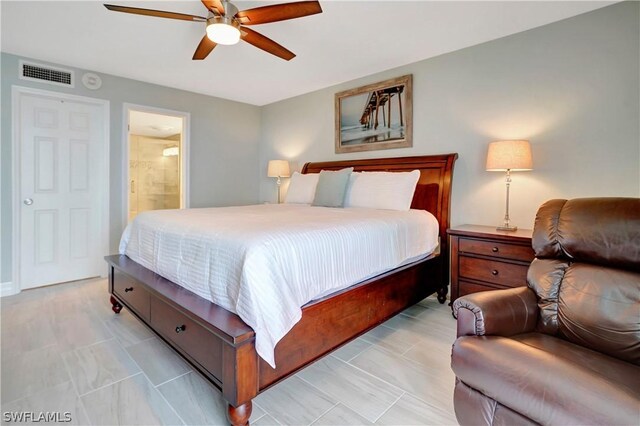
[496,225,518,232]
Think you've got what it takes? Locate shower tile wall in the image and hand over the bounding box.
[129,135,180,222]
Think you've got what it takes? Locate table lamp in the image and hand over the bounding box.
[267,160,290,203]
[486,140,533,231]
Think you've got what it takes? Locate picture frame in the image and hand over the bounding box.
[335,74,413,154]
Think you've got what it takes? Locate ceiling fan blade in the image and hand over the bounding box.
[193,35,217,60]
[236,1,322,25]
[240,27,295,61]
[201,0,224,15]
[104,4,206,22]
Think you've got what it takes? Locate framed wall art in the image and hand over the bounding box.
[335,74,412,154]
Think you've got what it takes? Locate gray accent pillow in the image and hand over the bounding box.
[311,167,354,208]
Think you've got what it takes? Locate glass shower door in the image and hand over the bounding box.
[128,134,181,222]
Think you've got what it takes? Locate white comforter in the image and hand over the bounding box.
[119,204,439,367]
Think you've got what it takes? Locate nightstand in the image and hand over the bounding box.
[448,225,534,306]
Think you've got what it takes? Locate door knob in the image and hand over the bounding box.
[23,198,33,206]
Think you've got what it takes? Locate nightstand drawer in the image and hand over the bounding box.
[459,257,528,287]
[459,238,534,262]
[458,281,504,297]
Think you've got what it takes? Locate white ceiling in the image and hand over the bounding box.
[129,110,183,138]
[1,1,615,106]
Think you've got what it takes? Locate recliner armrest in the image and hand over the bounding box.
[453,287,539,337]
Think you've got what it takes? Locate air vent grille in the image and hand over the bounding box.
[20,61,74,87]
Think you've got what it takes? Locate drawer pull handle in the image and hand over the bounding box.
[175,325,186,334]
[492,247,499,253]
[491,269,499,276]
[124,287,134,292]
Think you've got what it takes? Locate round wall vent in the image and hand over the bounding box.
[82,73,102,90]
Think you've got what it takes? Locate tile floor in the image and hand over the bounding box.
[1,277,459,425]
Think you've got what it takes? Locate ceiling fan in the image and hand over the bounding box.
[104,0,322,61]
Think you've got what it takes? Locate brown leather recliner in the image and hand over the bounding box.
[451,198,640,425]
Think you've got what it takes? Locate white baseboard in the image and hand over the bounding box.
[0,281,19,297]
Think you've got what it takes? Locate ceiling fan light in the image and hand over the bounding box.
[206,23,241,45]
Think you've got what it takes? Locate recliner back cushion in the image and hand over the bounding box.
[529,259,640,364]
[530,197,640,365]
[532,198,640,271]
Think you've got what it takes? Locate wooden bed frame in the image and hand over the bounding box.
[105,153,457,425]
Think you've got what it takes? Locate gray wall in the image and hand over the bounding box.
[2,2,639,285]
[259,1,640,230]
[1,53,262,283]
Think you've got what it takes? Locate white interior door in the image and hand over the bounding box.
[18,91,106,289]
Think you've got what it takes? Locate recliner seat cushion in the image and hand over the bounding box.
[451,333,640,426]
[454,379,537,426]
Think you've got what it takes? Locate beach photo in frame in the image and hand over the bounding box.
[335,74,412,154]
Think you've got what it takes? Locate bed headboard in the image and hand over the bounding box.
[301,154,458,243]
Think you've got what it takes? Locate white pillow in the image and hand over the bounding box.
[345,170,420,211]
[284,172,320,204]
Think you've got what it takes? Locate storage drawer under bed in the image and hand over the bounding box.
[112,270,150,321]
[149,296,224,381]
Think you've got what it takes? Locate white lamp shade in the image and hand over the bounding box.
[267,160,290,178]
[486,140,533,171]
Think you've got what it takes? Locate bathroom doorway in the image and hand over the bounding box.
[124,105,190,223]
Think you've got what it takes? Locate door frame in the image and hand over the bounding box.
[122,103,190,226]
[11,85,110,295]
